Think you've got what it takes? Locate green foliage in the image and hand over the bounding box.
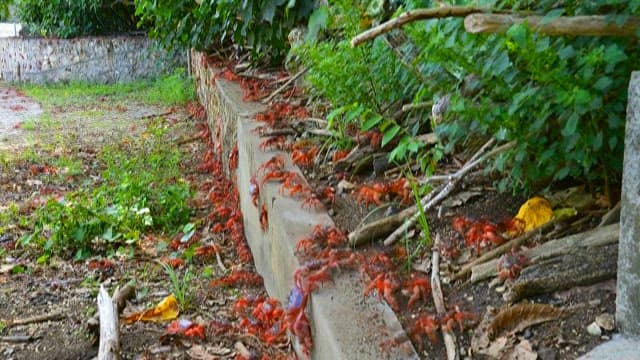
[299,0,638,192]
[15,0,139,37]
[0,0,11,20]
[134,0,315,62]
[21,123,192,259]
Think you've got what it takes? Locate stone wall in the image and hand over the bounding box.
[0,36,180,83]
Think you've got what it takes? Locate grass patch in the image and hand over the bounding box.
[20,70,195,108]
[21,119,193,261]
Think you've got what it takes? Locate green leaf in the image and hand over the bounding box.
[555,166,571,181]
[562,113,579,137]
[573,88,591,105]
[593,76,612,91]
[540,9,564,25]
[382,125,401,147]
[558,45,575,60]
[507,24,527,48]
[361,112,382,130]
[603,44,627,71]
[306,6,329,42]
[261,2,277,23]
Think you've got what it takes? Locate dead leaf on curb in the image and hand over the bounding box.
[122,294,179,324]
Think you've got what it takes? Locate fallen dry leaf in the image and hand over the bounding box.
[504,339,537,360]
[122,294,179,324]
[490,303,563,339]
[514,197,553,232]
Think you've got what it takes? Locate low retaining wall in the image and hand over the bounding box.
[0,36,179,83]
[192,51,419,360]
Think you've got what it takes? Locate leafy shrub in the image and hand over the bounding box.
[134,0,315,61]
[16,0,139,37]
[297,0,640,192]
[22,123,192,260]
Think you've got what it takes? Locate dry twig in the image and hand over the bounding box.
[432,234,459,360]
[351,6,502,47]
[262,68,308,104]
[2,312,65,328]
[383,140,515,246]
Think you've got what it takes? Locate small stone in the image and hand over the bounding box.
[328,209,335,216]
[587,322,602,336]
[588,299,601,307]
[495,285,506,293]
[523,328,532,339]
[595,313,615,331]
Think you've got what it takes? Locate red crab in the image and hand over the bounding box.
[410,313,440,344]
[260,204,268,231]
[497,248,530,280]
[403,273,432,308]
[250,175,260,207]
[356,183,386,206]
[441,305,478,332]
[364,273,401,311]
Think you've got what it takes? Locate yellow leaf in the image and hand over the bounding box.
[122,294,179,324]
[514,196,553,232]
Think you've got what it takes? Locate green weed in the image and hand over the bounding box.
[158,260,192,311]
[21,122,193,259]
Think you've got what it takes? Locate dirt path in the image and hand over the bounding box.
[0,84,42,149]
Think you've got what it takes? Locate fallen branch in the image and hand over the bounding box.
[598,201,620,227]
[383,140,515,246]
[505,242,618,302]
[97,285,121,360]
[464,13,640,37]
[471,223,618,283]
[262,67,307,104]
[451,214,572,282]
[0,335,39,343]
[88,282,135,337]
[351,6,502,47]
[432,234,459,360]
[3,312,65,328]
[402,101,433,113]
[216,250,228,273]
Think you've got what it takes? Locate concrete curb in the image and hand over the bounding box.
[192,52,419,360]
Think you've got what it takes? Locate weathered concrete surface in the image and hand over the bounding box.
[193,51,419,360]
[0,84,41,148]
[0,23,21,38]
[617,71,640,336]
[0,36,178,84]
[578,335,640,360]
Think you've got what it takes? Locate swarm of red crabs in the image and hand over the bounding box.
[193,60,494,358]
[438,215,531,281]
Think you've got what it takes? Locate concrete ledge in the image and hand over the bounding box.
[578,335,640,360]
[193,52,418,359]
